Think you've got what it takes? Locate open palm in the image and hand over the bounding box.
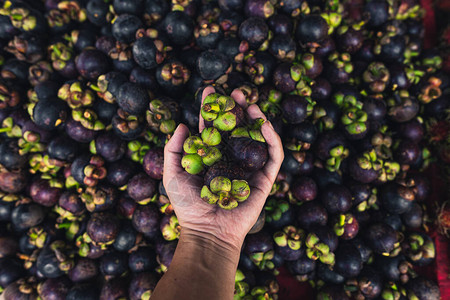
[163,87,284,250]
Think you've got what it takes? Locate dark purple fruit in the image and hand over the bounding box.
[320,184,352,214]
[92,131,126,162]
[100,251,128,277]
[290,176,317,202]
[280,95,309,124]
[38,277,70,299]
[117,82,150,116]
[197,50,231,81]
[48,135,79,162]
[132,204,160,239]
[29,178,62,207]
[76,49,110,81]
[364,0,389,28]
[317,263,345,284]
[66,284,99,300]
[106,159,136,187]
[111,14,143,43]
[0,258,24,288]
[127,173,157,203]
[295,15,328,45]
[87,212,119,244]
[334,243,363,278]
[287,255,316,281]
[380,182,415,214]
[128,246,157,273]
[405,277,440,300]
[36,246,66,278]
[143,147,164,180]
[11,203,45,231]
[395,139,421,165]
[297,201,328,229]
[228,137,268,171]
[100,278,128,300]
[31,98,68,131]
[239,17,269,49]
[364,223,399,256]
[161,11,194,46]
[129,272,159,300]
[132,37,159,70]
[268,14,292,35]
[68,258,98,283]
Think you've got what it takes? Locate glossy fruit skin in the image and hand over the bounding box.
[197,50,231,81]
[320,184,352,214]
[128,246,157,272]
[100,277,128,300]
[239,17,269,49]
[0,257,25,288]
[66,284,99,300]
[228,138,268,171]
[47,135,79,162]
[295,15,328,45]
[296,201,328,229]
[143,147,164,180]
[161,11,194,46]
[132,204,160,239]
[380,182,415,214]
[406,277,440,300]
[364,0,389,28]
[127,173,157,202]
[68,258,98,282]
[281,95,309,124]
[76,49,111,81]
[36,246,66,278]
[117,82,150,115]
[334,243,363,278]
[11,203,45,231]
[290,177,317,202]
[112,14,143,43]
[364,223,398,255]
[129,272,159,300]
[100,251,128,277]
[38,277,71,299]
[317,263,345,284]
[87,212,119,244]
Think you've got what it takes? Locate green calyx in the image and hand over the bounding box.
[72,108,105,130]
[341,106,368,135]
[182,134,222,172]
[333,213,354,236]
[161,215,181,241]
[201,176,250,209]
[58,81,95,109]
[29,153,62,175]
[305,233,335,265]
[201,127,221,146]
[146,99,176,134]
[273,226,304,250]
[329,52,353,74]
[250,250,275,270]
[326,145,349,172]
[265,198,289,222]
[127,141,150,164]
[231,118,266,142]
[357,149,383,171]
[201,93,238,131]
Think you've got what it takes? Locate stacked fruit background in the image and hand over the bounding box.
[0,0,448,299]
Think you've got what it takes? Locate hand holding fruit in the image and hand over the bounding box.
[163,87,284,251]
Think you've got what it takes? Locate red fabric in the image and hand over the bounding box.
[421,0,437,49]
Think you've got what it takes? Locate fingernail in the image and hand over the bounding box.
[265,120,274,130]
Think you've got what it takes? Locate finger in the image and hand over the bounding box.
[163,124,190,188]
[199,86,216,133]
[231,88,248,109]
[246,104,267,121]
[260,121,284,184]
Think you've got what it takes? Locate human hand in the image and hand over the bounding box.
[163,86,284,252]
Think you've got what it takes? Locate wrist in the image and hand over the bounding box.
[180,227,242,265]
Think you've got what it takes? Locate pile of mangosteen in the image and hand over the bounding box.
[0,0,448,299]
